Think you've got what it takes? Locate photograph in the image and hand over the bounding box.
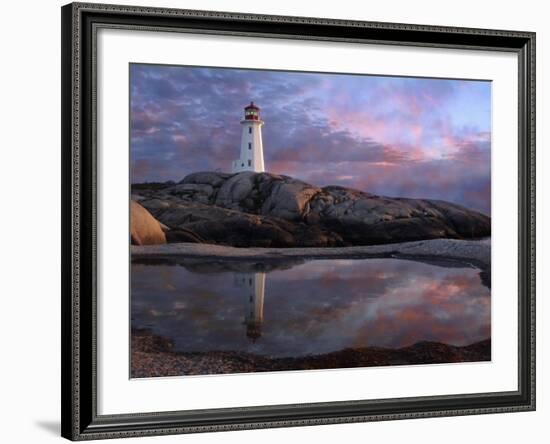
[129,64,492,378]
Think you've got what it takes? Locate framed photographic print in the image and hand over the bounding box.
[61,2,536,440]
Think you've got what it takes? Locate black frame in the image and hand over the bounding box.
[61,2,536,440]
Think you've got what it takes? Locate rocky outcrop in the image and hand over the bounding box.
[130,200,166,246]
[131,171,490,248]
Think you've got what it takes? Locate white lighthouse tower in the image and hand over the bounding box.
[231,102,265,173]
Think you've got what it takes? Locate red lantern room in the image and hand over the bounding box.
[244,101,260,120]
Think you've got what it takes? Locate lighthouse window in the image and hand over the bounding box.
[248,127,252,134]
[248,142,252,149]
[248,160,252,166]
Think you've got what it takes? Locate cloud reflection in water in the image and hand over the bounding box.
[131,258,490,358]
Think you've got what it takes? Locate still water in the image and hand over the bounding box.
[131,258,490,358]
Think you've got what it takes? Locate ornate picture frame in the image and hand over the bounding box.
[61,2,535,440]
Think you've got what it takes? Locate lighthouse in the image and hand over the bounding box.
[231,102,265,173]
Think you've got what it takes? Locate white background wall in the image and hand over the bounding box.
[0,0,546,443]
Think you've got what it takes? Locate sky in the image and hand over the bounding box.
[130,63,491,214]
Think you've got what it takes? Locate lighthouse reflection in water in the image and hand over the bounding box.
[131,258,490,359]
[234,272,266,342]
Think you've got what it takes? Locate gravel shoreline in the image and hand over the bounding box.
[131,329,491,378]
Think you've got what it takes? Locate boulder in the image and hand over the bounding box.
[215,171,256,209]
[179,171,233,188]
[261,179,320,221]
[165,228,205,244]
[130,200,166,246]
[165,183,215,204]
